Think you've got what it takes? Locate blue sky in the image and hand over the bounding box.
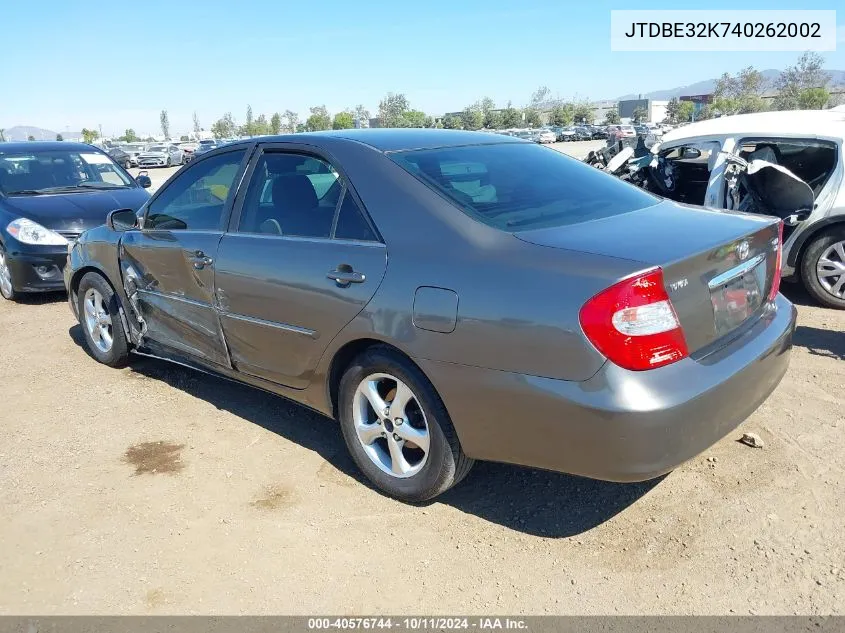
[1,0,842,136]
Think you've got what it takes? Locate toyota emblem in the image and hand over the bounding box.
[736,240,750,260]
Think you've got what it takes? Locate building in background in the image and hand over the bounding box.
[617,98,669,123]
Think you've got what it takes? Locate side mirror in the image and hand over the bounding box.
[136,171,152,188]
[681,147,702,159]
[107,208,139,231]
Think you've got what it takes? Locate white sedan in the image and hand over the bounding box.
[137,144,183,168]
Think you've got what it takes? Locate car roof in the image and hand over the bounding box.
[0,141,101,153]
[662,110,845,144]
[225,129,525,153]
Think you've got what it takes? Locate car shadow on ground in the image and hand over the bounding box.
[793,325,845,361]
[68,324,659,538]
[12,291,66,305]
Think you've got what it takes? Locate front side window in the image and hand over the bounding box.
[390,142,659,231]
[0,150,133,195]
[145,150,245,230]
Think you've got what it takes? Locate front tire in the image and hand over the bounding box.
[166,157,172,167]
[0,244,17,301]
[77,272,130,367]
[338,346,474,502]
[801,228,845,309]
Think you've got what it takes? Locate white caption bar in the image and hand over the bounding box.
[611,10,837,51]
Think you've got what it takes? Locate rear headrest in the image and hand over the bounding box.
[272,175,317,210]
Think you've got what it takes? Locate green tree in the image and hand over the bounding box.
[180,135,189,141]
[354,104,370,128]
[399,110,427,128]
[664,97,681,123]
[378,92,410,128]
[81,128,99,144]
[713,66,767,115]
[305,105,332,131]
[798,87,830,109]
[192,111,201,137]
[604,106,620,125]
[484,110,503,129]
[270,112,282,134]
[27,135,35,141]
[254,114,269,135]
[210,112,236,139]
[441,114,462,129]
[524,108,541,127]
[282,110,299,133]
[631,106,648,123]
[696,104,715,120]
[550,103,574,126]
[55,133,63,141]
[460,105,484,130]
[677,101,695,123]
[423,115,436,128]
[160,110,170,139]
[242,105,254,135]
[333,111,355,129]
[572,101,594,124]
[479,96,496,114]
[500,102,522,128]
[122,128,138,142]
[774,52,830,110]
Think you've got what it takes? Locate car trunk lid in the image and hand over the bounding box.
[515,200,781,355]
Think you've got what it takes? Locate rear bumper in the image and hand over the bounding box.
[419,294,796,482]
[5,249,68,292]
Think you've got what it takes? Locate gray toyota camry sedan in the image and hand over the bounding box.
[65,129,796,502]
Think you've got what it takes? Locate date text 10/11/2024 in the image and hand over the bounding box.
[307,617,528,630]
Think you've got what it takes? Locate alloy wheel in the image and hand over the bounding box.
[352,373,430,478]
[83,288,114,353]
[816,240,845,299]
[0,250,13,297]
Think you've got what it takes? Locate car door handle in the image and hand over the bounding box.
[190,250,214,270]
[327,269,365,286]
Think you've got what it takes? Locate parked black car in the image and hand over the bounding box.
[107,146,133,169]
[0,142,151,300]
[589,125,609,140]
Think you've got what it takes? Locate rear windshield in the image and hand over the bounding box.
[390,142,659,231]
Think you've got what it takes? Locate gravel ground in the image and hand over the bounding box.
[0,281,843,614]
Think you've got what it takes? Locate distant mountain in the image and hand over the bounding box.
[2,125,61,141]
[616,69,845,101]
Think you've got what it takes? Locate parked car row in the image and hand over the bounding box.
[0,128,800,505]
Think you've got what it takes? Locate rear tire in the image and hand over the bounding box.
[0,244,18,301]
[77,272,130,367]
[800,228,845,310]
[337,346,474,502]
[166,157,171,167]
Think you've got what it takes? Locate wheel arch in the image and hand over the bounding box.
[788,217,845,270]
[326,338,427,421]
[70,266,133,343]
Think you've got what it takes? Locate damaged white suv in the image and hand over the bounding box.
[624,110,845,309]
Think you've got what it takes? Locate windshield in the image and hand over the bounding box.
[0,150,134,195]
[124,144,145,152]
[148,145,167,152]
[390,142,659,231]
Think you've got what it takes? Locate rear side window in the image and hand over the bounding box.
[390,143,658,231]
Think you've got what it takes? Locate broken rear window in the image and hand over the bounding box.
[736,138,838,196]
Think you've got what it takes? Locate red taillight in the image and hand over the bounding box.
[579,268,689,371]
[768,221,783,302]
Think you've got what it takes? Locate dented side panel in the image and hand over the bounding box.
[119,230,231,367]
